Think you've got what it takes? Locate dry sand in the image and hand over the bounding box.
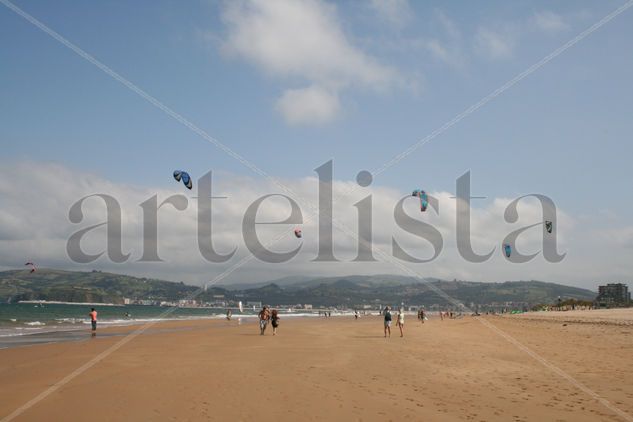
[1,311,632,421]
[512,308,633,325]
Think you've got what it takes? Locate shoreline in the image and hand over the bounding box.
[0,319,234,350]
[4,306,632,343]
[0,312,352,347]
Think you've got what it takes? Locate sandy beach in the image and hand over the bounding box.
[1,311,632,421]
[512,308,633,325]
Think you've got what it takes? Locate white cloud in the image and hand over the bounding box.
[474,27,515,60]
[1,160,627,289]
[220,0,398,125]
[473,11,571,62]
[422,11,465,68]
[601,227,633,249]
[435,9,461,41]
[532,11,569,33]
[276,85,341,125]
[368,0,411,28]
[425,39,452,63]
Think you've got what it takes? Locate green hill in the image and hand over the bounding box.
[229,278,596,307]
[0,269,225,304]
[0,269,597,307]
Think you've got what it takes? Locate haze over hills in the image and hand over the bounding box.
[0,269,597,308]
[218,274,433,290]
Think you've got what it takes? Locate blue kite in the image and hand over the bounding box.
[412,189,429,212]
[173,170,193,190]
[503,243,512,258]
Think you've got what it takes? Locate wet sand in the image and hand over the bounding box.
[1,312,632,421]
[0,324,206,349]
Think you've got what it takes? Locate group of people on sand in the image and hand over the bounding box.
[417,308,426,323]
[439,311,455,320]
[87,304,443,340]
[382,306,405,338]
[258,306,280,335]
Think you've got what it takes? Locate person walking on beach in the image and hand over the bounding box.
[383,306,392,338]
[258,306,270,335]
[419,308,425,324]
[396,308,405,337]
[89,308,97,336]
[271,309,280,336]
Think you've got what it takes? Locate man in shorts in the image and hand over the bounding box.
[258,306,270,335]
[89,308,97,336]
[383,306,392,338]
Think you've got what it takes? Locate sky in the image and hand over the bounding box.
[1,0,632,290]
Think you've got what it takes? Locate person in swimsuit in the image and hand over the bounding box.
[258,306,270,335]
[396,308,405,337]
[383,306,392,338]
[271,309,280,336]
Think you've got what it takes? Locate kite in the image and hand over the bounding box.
[412,189,428,212]
[503,243,512,258]
[545,221,553,234]
[24,262,36,273]
[173,170,193,190]
[294,228,302,238]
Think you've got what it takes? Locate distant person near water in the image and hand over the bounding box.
[258,306,270,335]
[419,309,425,324]
[383,306,392,338]
[226,309,232,321]
[89,308,97,336]
[271,309,280,336]
[396,308,405,337]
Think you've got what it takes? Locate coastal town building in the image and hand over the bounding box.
[594,283,631,308]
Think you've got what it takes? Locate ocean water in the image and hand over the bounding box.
[0,303,327,339]
[0,303,255,338]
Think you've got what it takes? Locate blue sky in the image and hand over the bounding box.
[1,0,632,288]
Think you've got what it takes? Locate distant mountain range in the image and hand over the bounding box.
[0,269,597,307]
[217,274,431,290]
[0,269,207,304]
